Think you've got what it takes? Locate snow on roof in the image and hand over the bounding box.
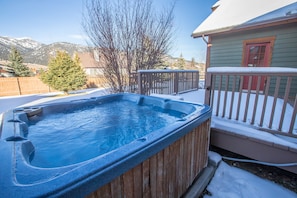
[192,0,297,37]
[211,0,221,8]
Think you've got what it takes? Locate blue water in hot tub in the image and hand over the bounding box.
[27,100,185,168]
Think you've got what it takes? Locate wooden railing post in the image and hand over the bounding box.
[289,94,297,134]
[204,67,297,137]
[17,77,21,95]
[204,72,212,106]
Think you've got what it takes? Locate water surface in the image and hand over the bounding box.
[28,100,185,167]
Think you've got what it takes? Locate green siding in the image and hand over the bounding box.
[209,23,297,68]
[208,23,297,97]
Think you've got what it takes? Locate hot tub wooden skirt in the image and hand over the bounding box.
[87,119,210,198]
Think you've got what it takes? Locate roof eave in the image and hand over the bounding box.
[191,27,234,38]
[192,16,297,38]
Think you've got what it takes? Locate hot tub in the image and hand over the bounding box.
[0,93,211,197]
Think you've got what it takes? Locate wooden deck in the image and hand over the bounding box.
[132,68,297,174]
[204,67,297,174]
[210,119,297,174]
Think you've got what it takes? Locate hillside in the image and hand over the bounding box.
[0,36,205,76]
[0,36,89,65]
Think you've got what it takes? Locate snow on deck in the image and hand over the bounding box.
[0,89,296,150]
[207,66,297,73]
[178,90,297,150]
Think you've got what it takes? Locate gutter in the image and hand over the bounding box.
[202,35,212,47]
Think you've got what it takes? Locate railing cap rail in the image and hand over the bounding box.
[138,69,198,73]
[207,67,297,75]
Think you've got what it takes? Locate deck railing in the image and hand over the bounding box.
[130,70,199,95]
[204,67,297,137]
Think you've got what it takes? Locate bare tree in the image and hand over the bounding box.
[83,0,175,92]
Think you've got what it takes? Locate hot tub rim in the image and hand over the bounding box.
[0,93,212,197]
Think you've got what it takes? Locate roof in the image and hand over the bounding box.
[192,0,297,38]
[77,52,102,68]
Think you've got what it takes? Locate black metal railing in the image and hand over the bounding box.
[129,70,199,95]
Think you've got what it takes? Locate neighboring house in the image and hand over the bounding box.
[0,65,14,77]
[77,51,104,76]
[192,0,297,93]
[0,61,14,77]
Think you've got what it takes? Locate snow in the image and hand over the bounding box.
[150,93,184,100]
[192,0,297,37]
[0,89,296,197]
[208,151,222,166]
[205,161,297,198]
[180,90,297,147]
[213,91,296,133]
[246,2,297,24]
[0,36,43,50]
[207,66,297,73]
[211,117,297,149]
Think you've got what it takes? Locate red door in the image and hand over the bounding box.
[243,43,271,90]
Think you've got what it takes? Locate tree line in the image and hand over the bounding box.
[3,48,87,95]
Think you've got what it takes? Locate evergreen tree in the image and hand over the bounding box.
[73,53,81,66]
[40,51,87,94]
[191,57,196,68]
[8,48,32,77]
[174,53,186,69]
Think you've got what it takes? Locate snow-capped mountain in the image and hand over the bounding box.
[24,42,90,65]
[0,36,203,68]
[0,36,44,53]
[0,36,89,65]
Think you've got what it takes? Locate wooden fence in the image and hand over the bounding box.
[0,77,107,97]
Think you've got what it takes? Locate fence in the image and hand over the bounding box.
[0,77,107,97]
[204,67,297,137]
[131,70,199,95]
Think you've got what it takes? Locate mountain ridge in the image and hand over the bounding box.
[0,36,205,72]
[0,36,89,65]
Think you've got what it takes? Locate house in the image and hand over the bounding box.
[76,51,104,76]
[0,61,15,77]
[191,0,297,174]
[192,0,297,94]
[0,65,14,77]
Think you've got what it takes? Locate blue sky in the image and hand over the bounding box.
[0,0,217,62]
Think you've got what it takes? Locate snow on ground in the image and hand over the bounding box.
[0,89,296,197]
[207,152,297,198]
[206,160,297,198]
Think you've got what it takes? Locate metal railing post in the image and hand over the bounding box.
[174,72,179,94]
[137,71,143,94]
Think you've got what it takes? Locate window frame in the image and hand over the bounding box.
[242,36,276,67]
